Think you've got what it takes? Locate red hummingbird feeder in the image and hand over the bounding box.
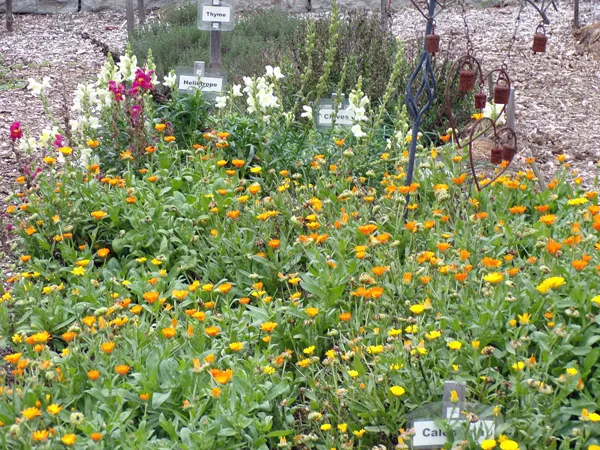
[459,62,475,92]
[474,91,487,109]
[426,24,440,55]
[491,147,504,165]
[493,74,510,105]
[533,25,548,54]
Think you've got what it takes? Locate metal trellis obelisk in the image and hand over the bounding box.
[404,0,438,208]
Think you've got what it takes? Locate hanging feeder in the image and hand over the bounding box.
[491,147,504,165]
[459,62,475,92]
[493,74,510,105]
[502,144,516,163]
[474,91,487,109]
[532,24,548,54]
[426,24,440,55]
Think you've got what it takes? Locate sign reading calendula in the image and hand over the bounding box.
[412,419,495,447]
[407,381,498,450]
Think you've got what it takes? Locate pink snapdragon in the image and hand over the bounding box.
[10,122,23,141]
[129,68,154,95]
[109,80,126,102]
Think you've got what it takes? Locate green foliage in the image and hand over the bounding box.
[130,7,303,84]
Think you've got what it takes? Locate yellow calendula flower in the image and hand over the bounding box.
[483,272,504,284]
[390,386,405,396]
[410,304,425,315]
[567,197,588,206]
[447,341,462,351]
[481,440,497,450]
[536,276,566,294]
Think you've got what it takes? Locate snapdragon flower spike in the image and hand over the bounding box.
[109,81,126,102]
[129,68,154,96]
[53,134,64,148]
[9,122,23,141]
[130,104,142,122]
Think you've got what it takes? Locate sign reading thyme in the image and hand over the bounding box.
[316,95,355,127]
[201,5,231,23]
[407,381,497,449]
[197,0,235,32]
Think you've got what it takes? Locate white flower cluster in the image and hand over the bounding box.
[348,88,370,138]
[242,67,283,122]
[483,101,506,125]
[27,76,51,97]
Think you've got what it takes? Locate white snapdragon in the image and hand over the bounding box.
[301,105,313,118]
[215,96,228,109]
[351,124,366,138]
[163,72,177,90]
[244,76,280,114]
[27,76,51,96]
[39,127,59,148]
[79,147,93,167]
[19,137,37,153]
[232,84,242,97]
[265,66,284,79]
[483,102,506,125]
[117,54,139,82]
[348,88,370,139]
[88,117,101,129]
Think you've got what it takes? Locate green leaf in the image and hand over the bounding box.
[152,391,172,409]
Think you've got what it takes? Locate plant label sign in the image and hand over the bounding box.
[175,66,227,98]
[201,5,231,23]
[317,108,355,126]
[198,0,235,31]
[412,419,495,448]
[178,75,223,93]
[316,97,355,127]
[407,381,497,450]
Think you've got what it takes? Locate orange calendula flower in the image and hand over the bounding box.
[97,248,110,258]
[143,291,160,304]
[115,365,130,376]
[21,407,42,420]
[90,211,107,220]
[90,433,103,442]
[261,322,278,333]
[209,368,233,384]
[164,136,176,143]
[205,326,220,337]
[162,327,177,338]
[100,342,115,354]
[547,239,562,255]
[357,224,378,235]
[4,352,22,364]
[539,214,556,226]
[61,434,77,445]
[509,205,526,214]
[305,307,319,318]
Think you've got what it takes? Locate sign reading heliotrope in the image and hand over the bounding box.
[178,75,223,93]
[175,66,227,97]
